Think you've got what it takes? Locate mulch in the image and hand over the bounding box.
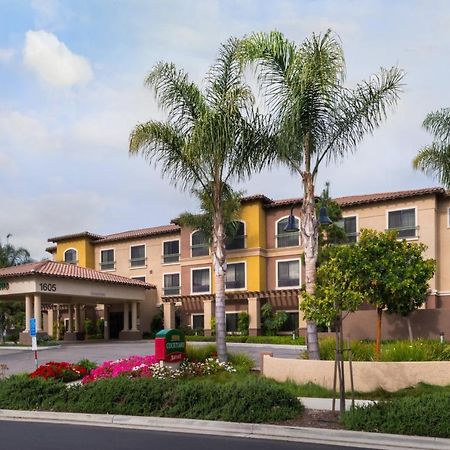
[276,409,344,429]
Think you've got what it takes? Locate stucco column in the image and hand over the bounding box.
[47,308,54,337]
[131,302,138,331]
[74,304,81,333]
[163,302,176,329]
[68,305,74,333]
[123,302,130,331]
[34,294,42,331]
[25,295,32,332]
[203,299,215,337]
[104,305,110,340]
[248,297,261,336]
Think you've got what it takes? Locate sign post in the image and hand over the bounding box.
[29,318,38,369]
[155,329,186,367]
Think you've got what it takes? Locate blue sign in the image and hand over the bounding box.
[29,318,36,337]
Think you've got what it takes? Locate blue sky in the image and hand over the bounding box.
[0,0,449,259]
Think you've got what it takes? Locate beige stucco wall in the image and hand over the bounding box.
[263,355,450,392]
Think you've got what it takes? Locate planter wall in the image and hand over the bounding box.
[262,355,450,392]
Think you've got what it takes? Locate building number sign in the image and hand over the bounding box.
[39,283,57,292]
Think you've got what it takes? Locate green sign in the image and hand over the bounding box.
[0,280,9,291]
[155,329,186,362]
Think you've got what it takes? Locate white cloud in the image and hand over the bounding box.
[0,48,14,63]
[23,30,93,87]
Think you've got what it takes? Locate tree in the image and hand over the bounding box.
[0,239,31,268]
[413,108,450,187]
[129,38,267,362]
[239,30,404,359]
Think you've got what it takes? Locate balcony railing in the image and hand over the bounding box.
[278,277,300,288]
[387,225,419,239]
[191,244,209,257]
[275,232,300,248]
[163,286,181,296]
[162,253,180,264]
[130,257,146,268]
[100,261,115,271]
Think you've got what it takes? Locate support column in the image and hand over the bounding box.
[68,305,74,333]
[163,302,176,329]
[47,308,54,338]
[248,297,261,336]
[203,299,215,337]
[131,302,138,331]
[34,294,42,331]
[104,305,110,340]
[25,295,32,331]
[123,302,130,331]
[74,304,81,333]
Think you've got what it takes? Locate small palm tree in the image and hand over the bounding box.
[0,238,31,268]
[239,30,404,359]
[129,38,266,362]
[413,108,450,187]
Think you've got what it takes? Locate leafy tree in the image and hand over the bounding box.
[237,312,250,336]
[239,30,403,359]
[413,108,450,187]
[129,38,267,362]
[261,303,288,336]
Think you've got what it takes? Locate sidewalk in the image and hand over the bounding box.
[300,397,377,411]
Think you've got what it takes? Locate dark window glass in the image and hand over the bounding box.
[277,217,300,247]
[192,268,210,293]
[163,273,180,296]
[277,260,300,287]
[280,312,299,332]
[100,249,114,270]
[192,314,204,330]
[133,276,146,282]
[163,240,180,263]
[226,263,245,290]
[343,217,358,243]
[226,313,239,332]
[191,231,209,257]
[226,222,245,250]
[64,249,77,264]
[130,245,146,267]
[388,209,416,238]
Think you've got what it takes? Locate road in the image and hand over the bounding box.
[0,340,304,374]
[0,420,376,450]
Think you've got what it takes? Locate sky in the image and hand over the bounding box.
[0,0,449,260]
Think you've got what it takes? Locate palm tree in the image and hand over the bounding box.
[239,30,404,359]
[0,237,31,268]
[129,38,266,362]
[413,108,450,187]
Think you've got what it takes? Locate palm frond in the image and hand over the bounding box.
[413,143,450,187]
[422,108,450,143]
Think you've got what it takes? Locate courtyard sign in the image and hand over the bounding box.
[155,329,186,363]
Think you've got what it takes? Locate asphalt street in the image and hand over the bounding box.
[0,420,376,450]
[0,340,304,374]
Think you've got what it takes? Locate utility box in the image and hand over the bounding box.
[155,329,186,363]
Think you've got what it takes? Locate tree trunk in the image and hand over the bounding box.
[376,307,383,360]
[213,207,228,362]
[301,172,320,360]
[406,316,413,344]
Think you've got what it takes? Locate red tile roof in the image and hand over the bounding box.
[335,187,446,207]
[48,232,103,243]
[0,261,155,289]
[95,224,180,244]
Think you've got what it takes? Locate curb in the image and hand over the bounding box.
[0,345,61,351]
[0,409,449,449]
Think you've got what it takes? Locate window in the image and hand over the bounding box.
[343,216,358,243]
[226,313,239,332]
[276,217,300,247]
[130,244,146,267]
[100,249,115,270]
[191,230,209,257]
[277,259,300,288]
[192,314,204,331]
[192,267,210,293]
[132,276,146,282]
[226,262,246,290]
[163,240,180,263]
[388,208,416,238]
[64,249,77,265]
[280,312,299,332]
[163,273,180,296]
[226,221,245,250]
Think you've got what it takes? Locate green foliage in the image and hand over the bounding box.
[185,335,305,345]
[150,309,164,336]
[96,318,105,337]
[261,303,288,336]
[0,302,25,344]
[76,359,98,372]
[342,394,450,437]
[0,375,302,423]
[237,312,250,335]
[83,319,96,336]
[186,343,217,362]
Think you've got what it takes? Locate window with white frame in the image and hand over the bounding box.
[277,259,300,288]
[343,216,358,243]
[388,208,417,238]
[276,217,300,247]
[192,267,210,293]
[100,249,115,270]
[226,313,239,332]
[226,262,246,290]
[132,276,146,282]
[130,244,146,267]
[163,273,180,296]
[64,249,77,265]
[163,240,180,263]
[192,314,204,331]
[226,221,245,250]
[191,230,209,257]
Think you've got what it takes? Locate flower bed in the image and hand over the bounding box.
[29,361,88,382]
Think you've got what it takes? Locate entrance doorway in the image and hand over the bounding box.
[109,312,124,339]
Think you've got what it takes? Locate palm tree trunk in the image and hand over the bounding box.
[301,172,320,360]
[213,208,228,362]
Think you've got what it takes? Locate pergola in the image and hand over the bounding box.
[0,260,155,344]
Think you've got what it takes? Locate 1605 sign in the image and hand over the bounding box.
[39,283,57,292]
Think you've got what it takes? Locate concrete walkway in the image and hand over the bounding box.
[300,397,377,411]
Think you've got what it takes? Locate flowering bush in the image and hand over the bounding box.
[29,361,88,382]
[151,358,236,379]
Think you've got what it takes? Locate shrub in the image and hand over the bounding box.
[261,304,288,336]
[76,359,97,372]
[186,344,217,362]
[185,335,306,345]
[238,312,250,336]
[150,310,164,337]
[342,394,450,437]
[83,319,96,336]
[30,361,88,382]
[96,319,105,337]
